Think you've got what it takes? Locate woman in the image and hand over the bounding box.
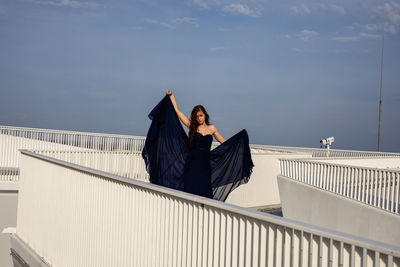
[142,90,253,201]
[167,89,224,198]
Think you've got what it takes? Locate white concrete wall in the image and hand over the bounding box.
[226,153,312,208]
[278,175,400,248]
[0,190,18,267]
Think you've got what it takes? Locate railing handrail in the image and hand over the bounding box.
[252,144,400,157]
[3,125,400,156]
[0,125,145,139]
[32,149,142,155]
[19,149,400,255]
[290,156,400,161]
[279,158,400,174]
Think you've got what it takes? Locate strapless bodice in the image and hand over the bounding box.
[193,132,212,151]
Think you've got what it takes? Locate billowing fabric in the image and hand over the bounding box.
[142,96,254,201]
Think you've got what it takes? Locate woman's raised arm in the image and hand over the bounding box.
[166,90,190,128]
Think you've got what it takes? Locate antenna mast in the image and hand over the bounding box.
[377,33,384,151]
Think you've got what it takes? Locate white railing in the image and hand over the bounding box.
[302,157,400,170]
[0,125,146,168]
[0,167,19,182]
[0,133,91,168]
[280,159,400,214]
[0,125,145,152]
[253,144,400,158]
[35,150,149,181]
[16,150,400,267]
[1,125,267,155]
[4,125,400,158]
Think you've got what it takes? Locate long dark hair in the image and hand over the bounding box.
[188,105,210,148]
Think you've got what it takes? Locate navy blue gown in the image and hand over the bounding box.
[142,96,254,201]
[183,132,213,198]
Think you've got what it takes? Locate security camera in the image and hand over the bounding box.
[320,137,334,149]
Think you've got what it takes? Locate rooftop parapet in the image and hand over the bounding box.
[279,158,400,247]
[11,150,400,267]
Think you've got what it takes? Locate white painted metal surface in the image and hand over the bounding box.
[3,125,400,169]
[0,133,91,168]
[280,159,400,214]
[278,175,400,247]
[253,144,400,158]
[0,126,145,151]
[305,157,400,170]
[226,153,312,208]
[0,167,19,182]
[36,150,149,181]
[16,150,400,267]
[0,125,146,168]
[34,150,303,208]
[0,191,18,267]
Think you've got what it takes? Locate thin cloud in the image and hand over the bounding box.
[373,2,400,35]
[365,24,379,32]
[291,3,345,15]
[210,46,226,52]
[132,26,144,30]
[352,22,396,35]
[144,17,199,29]
[297,29,319,41]
[359,32,380,39]
[345,25,356,31]
[290,4,311,15]
[192,0,208,9]
[144,18,175,29]
[340,1,400,35]
[30,0,100,8]
[331,32,380,42]
[374,2,400,24]
[384,23,397,34]
[345,23,361,31]
[318,3,345,15]
[175,17,199,26]
[144,18,160,25]
[222,4,261,17]
[331,36,358,42]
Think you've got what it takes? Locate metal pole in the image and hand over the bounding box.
[377,33,384,151]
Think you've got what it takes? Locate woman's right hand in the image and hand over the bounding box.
[166,89,173,96]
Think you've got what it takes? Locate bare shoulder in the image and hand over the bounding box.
[209,124,218,134]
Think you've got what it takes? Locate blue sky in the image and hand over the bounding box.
[0,0,399,151]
